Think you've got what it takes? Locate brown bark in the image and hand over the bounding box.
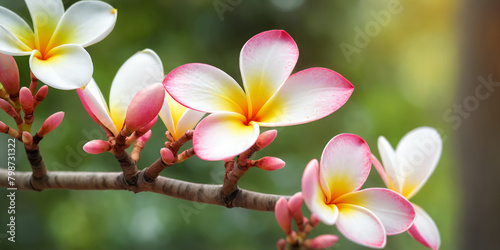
[458,1,500,249]
[0,168,286,211]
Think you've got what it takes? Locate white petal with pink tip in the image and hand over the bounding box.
[408,203,440,250]
[336,204,386,249]
[256,68,353,127]
[334,188,415,235]
[77,79,117,135]
[301,160,339,225]
[319,134,371,202]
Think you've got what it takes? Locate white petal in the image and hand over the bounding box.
[239,30,298,118]
[0,6,35,49]
[175,109,205,139]
[193,113,260,161]
[29,44,92,90]
[336,204,386,249]
[25,0,64,52]
[319,134,371,202]
[301,159,339,225]
[109,49,164,131]
[0,26,33,55]
[255,67,353,127]
[334,188,415,235]
[77,79,117,135]
[159,91,205,140]
[164,63,247,114]
[377,136,403,194]
[395,127,442,199]
[408,203,440,250]
[48,1,117,48]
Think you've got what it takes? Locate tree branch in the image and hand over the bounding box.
[0,168,288,211]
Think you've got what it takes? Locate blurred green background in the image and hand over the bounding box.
[0,0,459,249]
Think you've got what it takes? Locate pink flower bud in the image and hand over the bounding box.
[310,213,321,228]
[137,116,158,134]
[34,85,48,107]
[0,98,22,124]
[253,156,285,171]
[307,235,339,249]
[287,192,304,225]
[83,140,111,154]
[160,147,175,164]
[274,197,292,235]
[0,121,9,133]
[37,112,64,137]
[0,53,19,97]
[137,130,152,144]
[255,129,277,149]
[276,239,286,250]
[19,87,34,114]
[124,83,165,132]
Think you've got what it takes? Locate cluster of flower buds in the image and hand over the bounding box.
[82,83,164,161]
[0,53,62,149]
[275,193,339,250]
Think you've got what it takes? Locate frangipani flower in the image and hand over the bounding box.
[302,134,415,248]
[165,30,354,160]
[372,127,442,249]
[77,49,164,136]
[0,0,117,90]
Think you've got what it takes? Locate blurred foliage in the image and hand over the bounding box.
[0,0,459,249]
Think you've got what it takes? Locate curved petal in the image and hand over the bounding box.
[164,63,247,114]
[301,159,339,225]
[395,127,442,199]
[255,68,353,126]
[175,110,205,140]
[336,204,386,249]
[378,136,403,194]
[193,112,259,161]
[371,154,389,187]
[29,44,92,90]
[25,0,64,53]
[77,79,117,135]
[109,49,164,131]
[0,26,33,55]
[320,134,371,202]
[48,1,117,48]
[0,6,35,49]
[408,203,440,250]
[334,188,415,235]
[240,30,298,118]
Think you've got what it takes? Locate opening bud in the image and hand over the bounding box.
[83,140,112,154]
[124,83,165,132]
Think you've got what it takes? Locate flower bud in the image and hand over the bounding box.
[19,87,34,114]
[0,53,19,98]
[22,131,33,147]
[137,116,158,135]
[83,140,111,154]
[37,112,64,137]
[306,235,339,249]
[287,192,304,228]
[276,239,286,250]
[310,213,321,228]
[0,98,22,124]
[160,147,175,164]
[124,83,165,132]
[253,156,285,171]
[255,129,277,149]
[34,85,48,108]
[274,197,292,235]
